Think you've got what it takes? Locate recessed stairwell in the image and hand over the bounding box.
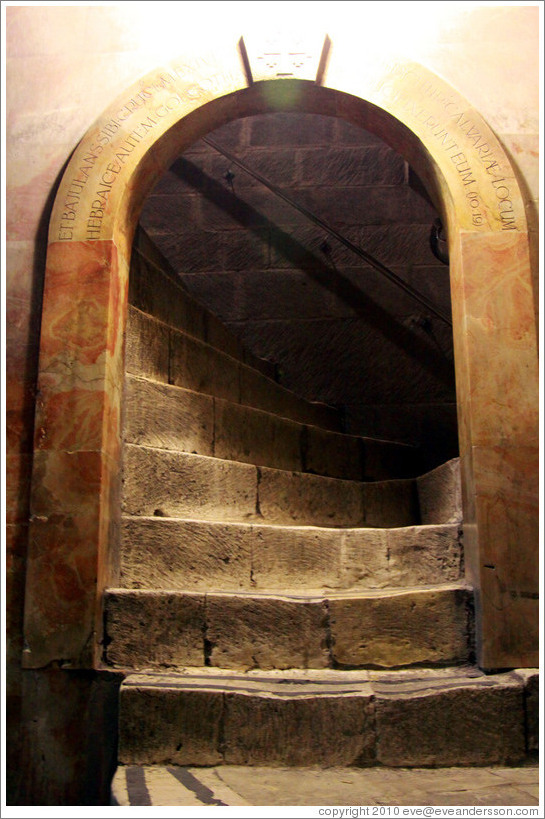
[103,233,536,772]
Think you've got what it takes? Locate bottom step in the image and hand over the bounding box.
[118,667,537,768]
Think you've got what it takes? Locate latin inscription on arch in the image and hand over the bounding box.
[51,63,242,243]
[375,64,520,232]
[51,53,524,243]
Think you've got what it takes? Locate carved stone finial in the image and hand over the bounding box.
[239,33,331,85]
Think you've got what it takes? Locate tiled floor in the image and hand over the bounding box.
[111,762,540,807]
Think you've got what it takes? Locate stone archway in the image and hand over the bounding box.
[23,40,538,673]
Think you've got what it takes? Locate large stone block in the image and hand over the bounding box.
[238,363,339,430]
[250,523,342,590]
[204,310,248,363]
[213,399,303,472]
[361,437,420,481]
[119,680,223,766]
[386,525,463,586]
[208,118,246,148]
[120,518,463,594]
[249,113,335,146]
[373,669,526,766]
[125,307,169,382]
[104,590,205,669]
[299,145,405,187]
[305,425,364,480]
[222,689,376,766]
[117,667,378,768]
[515,669,539,753]
[120,517,253,591]
[417,458,462,524]
[139,193,199,234]
[210,149,298,189]
[294,186,435,228]
[332,263,453,325]
[258,465,364,527]
[332,265,423,318]
[169,330,240,403]
[328,586,471,668]
[241,346,278,383]
[130,238,208,339]
[333,119,385,147]
[269,223,332,269]
[362,479,420,528]
[198,185,305,231]
[122,445,422,530]
[122,446,257,522]
[146,226,224,275]
[270,223,437,270]
[205,593,330,669]
[124,376,214,456]
[181,272,241,321]
[221,228,270,271]
[340,528,390,589]
[234,269,336,322]
[343,402,459,474]
[229,316,453,411]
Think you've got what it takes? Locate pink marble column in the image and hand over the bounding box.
[23,240,127,668]
[451,229,539,668]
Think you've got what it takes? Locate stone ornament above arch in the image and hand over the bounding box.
[24,38,538,671]
[48,42,526,246]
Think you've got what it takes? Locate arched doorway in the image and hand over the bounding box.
[23,45,538,672]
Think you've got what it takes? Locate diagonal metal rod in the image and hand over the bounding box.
[203,136,452,327]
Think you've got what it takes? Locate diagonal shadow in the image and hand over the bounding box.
[170,157,455,388]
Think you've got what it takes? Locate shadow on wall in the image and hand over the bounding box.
[173,156,455,387]
[139,113,458,469]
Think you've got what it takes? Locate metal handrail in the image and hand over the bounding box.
[202,136,452,328]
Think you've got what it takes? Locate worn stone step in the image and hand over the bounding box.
[116,666,534,768]
[124,373,420,480]
[122,444,421,528]
[120,516,463,592]
[103,584,472,671]
[126,305,342,431]
[131,226,278,382]
[417,457,462,525]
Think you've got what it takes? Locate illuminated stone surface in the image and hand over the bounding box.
[6,6,539,806]
[115,667,534,769]
[20,28,538,675]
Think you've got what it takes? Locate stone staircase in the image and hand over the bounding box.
[103,231,537,773]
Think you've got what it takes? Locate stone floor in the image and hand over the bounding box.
[111,761,540,808]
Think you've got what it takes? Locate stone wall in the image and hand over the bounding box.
[5,3,539,805]
[140,113,458,468]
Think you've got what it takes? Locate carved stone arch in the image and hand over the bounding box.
[24,46,538,672]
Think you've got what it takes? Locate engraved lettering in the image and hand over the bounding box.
[139,116,156,131]
[458,167,476,186]
[154,95,182,117]
[500,215,517,229]
[494,185,510,199]
[484,160,502,175]
[450,152,467,165]
[375,65,519,231]
[101,170,117,186]
[153,72,177,90]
